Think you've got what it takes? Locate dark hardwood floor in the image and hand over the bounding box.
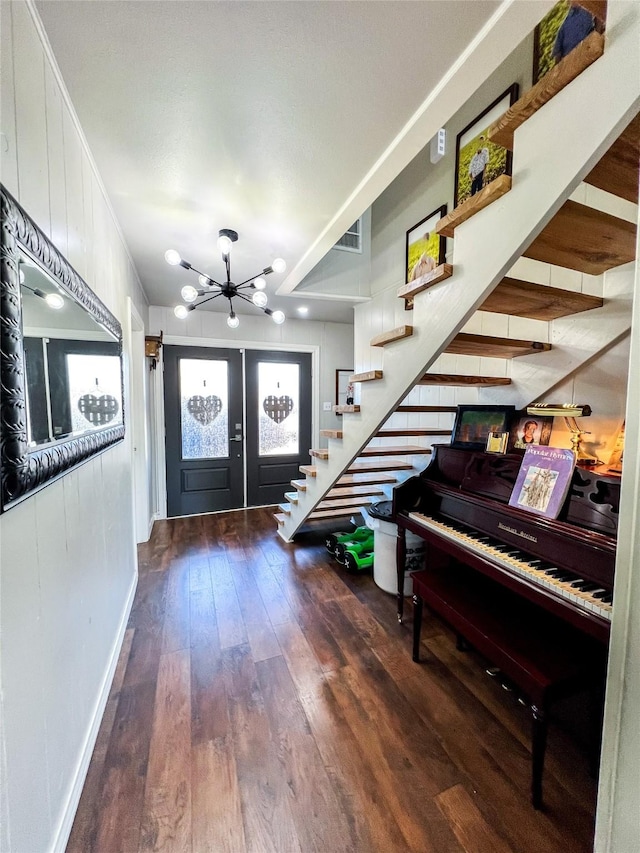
[66,508,597,852]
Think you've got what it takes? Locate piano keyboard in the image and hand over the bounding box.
[408,512,613,622]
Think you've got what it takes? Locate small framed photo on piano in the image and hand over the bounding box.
[451,405,515,450]
[508,413,553,452]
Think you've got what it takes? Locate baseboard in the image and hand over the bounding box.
[50,570,138,853]
[147,511,159,541]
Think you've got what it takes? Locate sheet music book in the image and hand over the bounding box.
[509,446,576,519]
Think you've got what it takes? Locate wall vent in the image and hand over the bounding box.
[334,219,362,253]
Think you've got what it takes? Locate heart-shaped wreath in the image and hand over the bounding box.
[187,395,223,426]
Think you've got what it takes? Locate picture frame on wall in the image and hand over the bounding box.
[450,405,515,451]
[454,84,519,208]
[405,205,447,287]
[335,369,354,415]
[508,413,553,452]
[533,1,603,84]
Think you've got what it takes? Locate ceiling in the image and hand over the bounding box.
[36,0,510,324]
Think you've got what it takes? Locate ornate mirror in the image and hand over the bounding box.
[0,185,125,512]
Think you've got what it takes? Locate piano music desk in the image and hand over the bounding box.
[412,565,600,809]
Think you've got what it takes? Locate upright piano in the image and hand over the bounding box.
[392,444,619,806]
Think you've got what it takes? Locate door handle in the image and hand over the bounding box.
[230,434,243,442]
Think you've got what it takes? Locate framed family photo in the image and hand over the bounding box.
[533,1,604,83]
[454,84,519,207]
[508,413,553,452]
[405,205,446,286]
[451,405,515,451]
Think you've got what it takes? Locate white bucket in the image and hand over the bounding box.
[370,516,426,595]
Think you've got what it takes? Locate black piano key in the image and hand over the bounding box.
[591,589,609,599]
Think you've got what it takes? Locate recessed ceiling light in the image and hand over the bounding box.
[297,306,308,316]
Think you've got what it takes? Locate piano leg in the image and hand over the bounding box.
[396,525,407,622]
[531,703,548,809]
[412,594,423,662]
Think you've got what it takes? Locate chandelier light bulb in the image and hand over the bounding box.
[227,312,240,329]
[272,258,286,274]
[253,277,267,291]
[198,274,210,287]
[19,269,25,284]
[181,285,199,303]
[165,249,181,266]
[174,304,189,320]
[271,310,285,325]
[217,234,233,255]
[45,292,64,310]
[252,291,268,308]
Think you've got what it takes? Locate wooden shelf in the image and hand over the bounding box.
[397,264,453,301]
[320,429,343,439]
[309,448,329,460]
[395,405,457,413]
[446,332,551,359]
[350,370,383,383]
[585,112,640,204]
[487,32,605,151]
[376,428,452,438]
[370,325,414,347]
[360,444,432,457]
[418,374,512,387]
[523,200,636,274]
[480,277,603,320]
[333,404,360,414]
[434,175,511,239]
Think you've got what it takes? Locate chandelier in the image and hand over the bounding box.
[166,229,286,328]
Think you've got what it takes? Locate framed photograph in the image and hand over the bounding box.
[454,84,519,208]
[508,413,553,452]
[533,1,603,84]
[451,405,515,451]
[405,205,447,286]
[335,369,354,414]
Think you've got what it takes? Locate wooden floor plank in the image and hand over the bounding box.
[67,512,598,853]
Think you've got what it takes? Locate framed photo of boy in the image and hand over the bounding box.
[450,405,515,451]
[454,84,519,208]
[508,414,553,452]
[405,206,446,286]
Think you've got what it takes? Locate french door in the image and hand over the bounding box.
[164,345,311,517]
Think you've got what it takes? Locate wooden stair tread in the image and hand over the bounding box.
[320,429,343,439]
[446,332,551,359]
[317,496,377,510]
[290,479,307,491]
[350,370,383,383]
[487,31,605,151]
[274,513,286,526]
[333,404,360,414]
[336,472,398,487]
[395,405,457,413]
[279,503,292,514]
[434,175,511,239]
[370,325,414,347]
[325,485,386,498]
[376,429,452,437]
[347,460,413,473]
[480,276,603,320]
[523,199,636,274]
[585,112,640,205]
[284,492,298,504]
[360,445,432,457]
[309,508,363,521]
[397,263,453,300]
[299,465,318,477]
[418,374,512,387]
[310,448,329,460]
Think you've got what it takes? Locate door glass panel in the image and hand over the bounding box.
[67,353,123,435]
[179,358,229,459]
[258,362,299,456]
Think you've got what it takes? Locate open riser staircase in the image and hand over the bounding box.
[277,3,639,541]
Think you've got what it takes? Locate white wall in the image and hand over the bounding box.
[148,305,354,451]
[0,3,148,851]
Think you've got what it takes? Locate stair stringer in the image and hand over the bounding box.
[279,3,640,542]
[478,264,635,409]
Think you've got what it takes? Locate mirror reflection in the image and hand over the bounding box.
[19,251,123,447]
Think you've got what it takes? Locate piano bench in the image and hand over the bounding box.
[411,567,597,809]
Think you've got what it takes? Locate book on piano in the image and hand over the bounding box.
[508,446,576,519]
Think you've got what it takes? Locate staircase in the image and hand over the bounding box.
[276,4,639,541]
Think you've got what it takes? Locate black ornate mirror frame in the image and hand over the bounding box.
[0,185,125,512]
